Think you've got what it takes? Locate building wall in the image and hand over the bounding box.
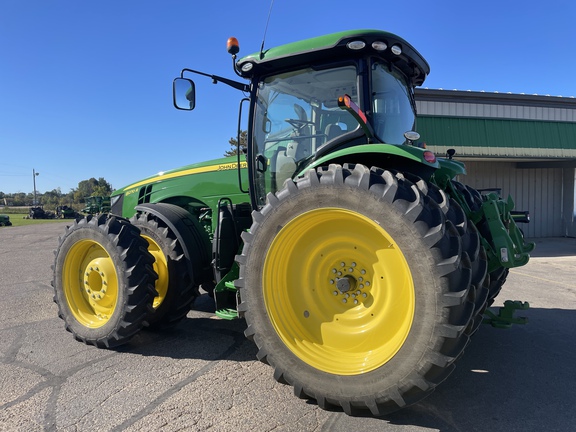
[416,99,576,122]
[458,161,564,238]
[415,89,576,238]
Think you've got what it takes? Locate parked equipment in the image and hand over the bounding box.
[53,30,534,416]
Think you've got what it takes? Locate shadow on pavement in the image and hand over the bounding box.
[118,291,576,431]
[528,237,576,258]
[377,307,576,431]
[116,293,256,362]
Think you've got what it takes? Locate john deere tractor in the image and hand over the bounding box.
[52,30,534,416]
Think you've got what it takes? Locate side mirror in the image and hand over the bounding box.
[173,78,196,110]
[403,130,421,145]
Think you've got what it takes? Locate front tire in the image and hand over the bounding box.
[237,164,473,416]
[52,214,157,348]
[130,211,196,328]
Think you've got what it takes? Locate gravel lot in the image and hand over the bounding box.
[1,223,574,431]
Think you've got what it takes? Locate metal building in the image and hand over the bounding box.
[415,89,576,238]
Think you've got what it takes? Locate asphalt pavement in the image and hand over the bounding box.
[0,223,574,432]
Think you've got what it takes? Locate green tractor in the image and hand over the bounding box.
[81,196,111,215]
[56,205,78,219]
[0,214,12,226]
[52,30,534,416]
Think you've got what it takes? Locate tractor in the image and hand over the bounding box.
[80,196,111,215]
[0,214,12,226]
[52,29,534,416]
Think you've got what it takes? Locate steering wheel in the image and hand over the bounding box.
[285,118,314,131]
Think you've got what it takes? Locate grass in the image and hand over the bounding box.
[0,213,71,228]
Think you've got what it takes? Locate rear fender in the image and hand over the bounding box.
[301,143,439,175]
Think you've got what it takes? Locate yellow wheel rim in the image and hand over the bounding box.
[263,208,415,375]
[62,239,119,328]
[141,235,168,310]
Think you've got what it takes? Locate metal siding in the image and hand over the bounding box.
[416,98,576,122]
[417,116,576,157]
[459,161,563,237]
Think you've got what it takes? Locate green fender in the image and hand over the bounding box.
[299,143,440,174]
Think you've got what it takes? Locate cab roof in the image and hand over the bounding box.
[236,29,430,87]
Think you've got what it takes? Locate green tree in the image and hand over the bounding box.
[224,130,248,157]
[73,177,113,203]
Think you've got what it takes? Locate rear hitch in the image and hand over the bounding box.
[483,300,529,329]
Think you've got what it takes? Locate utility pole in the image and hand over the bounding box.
[33,169,40,205]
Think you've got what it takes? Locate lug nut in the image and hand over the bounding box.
[361,269,366,275]
[332,268,337,274]
[329,279,334,284]
[365,281,371,286]
[340,262,346,267]
[362,293,367,298]
[333,291,338,296]
[348,268,353,272]
[342,299,347,304]
[351,262,357,267]
[354,299,359,305]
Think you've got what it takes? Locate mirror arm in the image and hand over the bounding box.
[180,68,249,92]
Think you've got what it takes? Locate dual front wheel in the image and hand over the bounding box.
[52,210,202,347]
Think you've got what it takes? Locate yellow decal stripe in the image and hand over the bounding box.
[123,161,247,191]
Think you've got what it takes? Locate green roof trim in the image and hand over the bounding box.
[236,29,430,86]
[417,116,576,158]
[240,30,397,64]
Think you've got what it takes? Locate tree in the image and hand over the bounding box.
[73,177,113,203]
[224,130,248,157]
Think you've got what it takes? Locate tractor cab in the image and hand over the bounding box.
[174,30,432,209]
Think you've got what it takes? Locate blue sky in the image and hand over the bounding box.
[1,0,575,194]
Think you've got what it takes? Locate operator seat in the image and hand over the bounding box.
[324,123,343,143]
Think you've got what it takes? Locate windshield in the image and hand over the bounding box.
[252,65,358,202]
[371,61,416,144]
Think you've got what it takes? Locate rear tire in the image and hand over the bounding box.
[237,164,473,416]
[52,214,157,348]
[405,174,488,335]
[451,181,508,305]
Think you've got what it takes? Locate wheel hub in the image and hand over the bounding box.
[329,261,371,305]
[81,257,116,319]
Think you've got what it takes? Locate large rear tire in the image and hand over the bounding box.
[451,181,508,305]
[52,214,157,348]
[405,173,488,336]
[237,164,473,416]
